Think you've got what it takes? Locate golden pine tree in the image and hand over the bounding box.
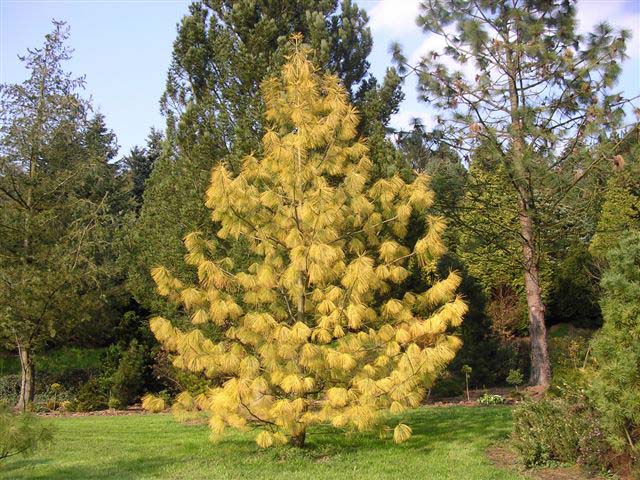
[149,36,466,448]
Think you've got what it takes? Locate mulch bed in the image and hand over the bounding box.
[38,406,150,417]
[425,386,518,407]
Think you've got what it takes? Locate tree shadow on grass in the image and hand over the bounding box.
[3,455,172,480]
[265,406,513,458]
[2,406,513,478]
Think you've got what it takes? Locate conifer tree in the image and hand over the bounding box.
[149,40,465,447]
[589,231,640,459]
[0,22,127,410]
[122,129,164,209]
[393,0,630,386]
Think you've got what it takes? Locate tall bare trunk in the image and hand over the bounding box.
[518,206,551,387]
[16,344,35,412]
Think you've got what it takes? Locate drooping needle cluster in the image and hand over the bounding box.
[149,37,466,447]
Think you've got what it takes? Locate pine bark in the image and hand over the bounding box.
[290,430,306,448]
[518,201,551,387]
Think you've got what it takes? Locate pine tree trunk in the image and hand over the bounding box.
[16,344,35,412]
[504,39,551,389]
[290,430,306,448]
[519,206,551,387]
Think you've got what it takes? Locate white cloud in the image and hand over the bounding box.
[409,25,480,81]
[368,0,422,36]
[409,27,451,65]
[389,108,437,131]
[576,0,640,59]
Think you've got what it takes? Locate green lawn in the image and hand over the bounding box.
[2,406,524,480]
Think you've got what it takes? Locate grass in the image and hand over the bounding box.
[2,406,524,480]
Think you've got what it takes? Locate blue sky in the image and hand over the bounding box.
[2,0,639,155]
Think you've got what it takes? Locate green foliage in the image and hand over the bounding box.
[506,370,524,389]
[512,391,610,472]
[547,245,602,329]
[547,325,592,394]
[590,139,640,258]
[109,339,148,407]
[0,21,130,409]
[121,129,163,208]
[1,341,152,411]
[456,149,525,293]
[69,338,153,410]
[589,231,640,457]
[430,373,463,398]
[0,348,107,408]
[398,134,466,214]
[436,256,511,388]
[477,394,505,406]
[356,69,409,179]
[72,378,109,413]
[0,404,54,461]
[0,375,20,406]
[0,374,81,411]
[0,349,105,377]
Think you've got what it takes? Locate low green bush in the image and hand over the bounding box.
[110,339,148,407]
[506,369,524,391]
[0,403,54,462]
[547,326,593,395]
[0,375,20,406]
[72,378,109,412]
[477,394,505,406]
[430,373,464,398]
[512,389,610,472]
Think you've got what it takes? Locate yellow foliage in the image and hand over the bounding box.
[209,415,225,436]
[390,401,405,414]
[326,387,350,407]
[146,38,464,448]
[393,423,413,443]
[141,394,165,413]
[419,271,461,307]
[256,430,273,448]
[281,374,305,395]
